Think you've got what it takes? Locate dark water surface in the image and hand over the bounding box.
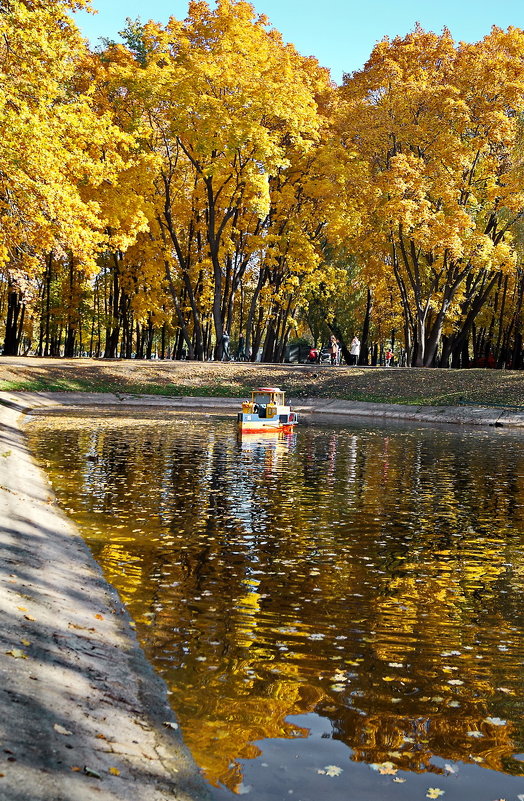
[27,412,524,801]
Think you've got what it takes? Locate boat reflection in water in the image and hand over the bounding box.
[237,429,297,476]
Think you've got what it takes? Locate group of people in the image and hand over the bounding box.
[328,335,361,365]
[221,331,249,361]
[223,329,393,365]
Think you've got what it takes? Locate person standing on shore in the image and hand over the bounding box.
[222,330,230,361]
[349,336,360,366]
[329,335,339,365]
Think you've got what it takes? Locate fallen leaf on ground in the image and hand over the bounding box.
[84,766,101,778]
[108,767,120,776]
[53,724,73,736]
[24,615,36,621]
[6,649,27,659]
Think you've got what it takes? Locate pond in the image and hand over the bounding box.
[27,411,524,801]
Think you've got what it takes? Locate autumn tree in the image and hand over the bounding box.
[0,0,147,355]
[337,26,524,366]
[94,1,332,360]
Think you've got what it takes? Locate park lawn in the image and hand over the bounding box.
[0,357,523,408]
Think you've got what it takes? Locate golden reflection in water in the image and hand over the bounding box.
[27,413,524,796]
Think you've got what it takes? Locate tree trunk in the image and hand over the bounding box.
[3,288,24,356]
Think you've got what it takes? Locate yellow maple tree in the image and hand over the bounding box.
[337,26,524,366]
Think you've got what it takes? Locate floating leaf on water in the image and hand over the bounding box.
[448,679,464,685]
[485,717,506,726]
[317,765,343,777]
[371,761,397,775]
[467,731,483,738]
[164,721,179,730]
[393,777,406,783]
[378,764,398,775]
[426,789,445,798]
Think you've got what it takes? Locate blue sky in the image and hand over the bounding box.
[74,0,524,84]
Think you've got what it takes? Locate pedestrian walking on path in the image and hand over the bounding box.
[349,336,360,366]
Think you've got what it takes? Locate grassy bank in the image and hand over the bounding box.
[0,357,523,408]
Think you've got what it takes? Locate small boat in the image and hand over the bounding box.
[238,387,298,433]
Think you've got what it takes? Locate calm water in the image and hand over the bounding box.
[27,412,524,801]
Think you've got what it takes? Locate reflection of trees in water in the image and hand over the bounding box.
[28,417,524,789]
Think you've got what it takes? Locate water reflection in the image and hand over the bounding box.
[28,413,524,800]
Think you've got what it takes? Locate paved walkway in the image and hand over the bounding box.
[0,390,522,800]
[0,390,523,428]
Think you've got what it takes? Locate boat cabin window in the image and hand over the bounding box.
[252,391,284,405]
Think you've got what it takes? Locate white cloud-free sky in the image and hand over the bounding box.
[74,0,524,84]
